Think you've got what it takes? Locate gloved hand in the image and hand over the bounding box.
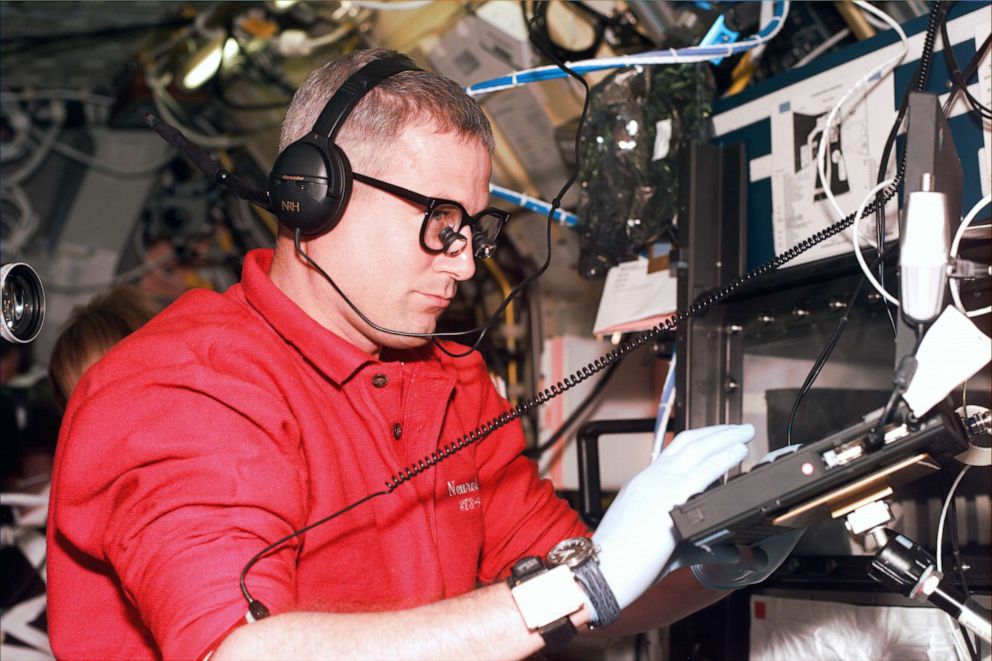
[689,527,804,590]
[683,445,807,590]
[591,424,753,611]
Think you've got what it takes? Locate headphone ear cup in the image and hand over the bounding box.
[321,144,352,234]
[268,138,353,237]
[269,56,418,237]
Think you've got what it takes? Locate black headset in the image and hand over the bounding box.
[268,55,421,237]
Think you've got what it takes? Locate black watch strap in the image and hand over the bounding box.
[571,558,620,628]
[537,617,578,650]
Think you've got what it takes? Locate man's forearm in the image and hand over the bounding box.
[587,567,729,637]
[213,581,592,661]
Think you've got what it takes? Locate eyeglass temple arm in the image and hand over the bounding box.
[352,172,433,207]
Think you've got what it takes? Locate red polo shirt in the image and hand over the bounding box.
[48,249,586,660]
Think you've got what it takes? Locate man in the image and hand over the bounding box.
[47,49,756,660]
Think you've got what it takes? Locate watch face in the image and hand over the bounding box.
[547,537,594,568]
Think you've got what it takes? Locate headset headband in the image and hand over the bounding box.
[313,57,420,139]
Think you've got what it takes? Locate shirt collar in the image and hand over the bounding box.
[239,248,374,385]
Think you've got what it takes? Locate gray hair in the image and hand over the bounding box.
[279,49,494,175]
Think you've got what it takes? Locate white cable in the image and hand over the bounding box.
[156,72,191,117]
[348,0,430,9]
[0,89,115,105]
[122,254,181,287]
[0,492,48,508]
[193,4,224,40]
[26,124,175,178]
[936,464,970,574]
[817,1,907,220]
[949,193,992,318]
[0,186,40,257]
[145,69,245,148]
[793,28,851,69]
[42,250,176,294]
[144,21,196,65]
[3,100,66,187]
[747,1,776,61]
[852,177,900,305]
[465,53,717,97]
[0,103,33,164]
[305,24,352,50]
[488,182,579,226]
[859,6,894,31]
[38,224,176,294]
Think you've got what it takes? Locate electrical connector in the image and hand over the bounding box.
[946,258,992,279]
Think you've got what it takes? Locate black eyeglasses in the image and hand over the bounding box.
[353,172,510,260]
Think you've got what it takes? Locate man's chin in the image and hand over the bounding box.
[371,321,435,351]
[380,334,432,350]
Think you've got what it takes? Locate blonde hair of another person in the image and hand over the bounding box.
[49,286,158,408]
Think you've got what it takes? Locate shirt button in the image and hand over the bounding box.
[371,373,388,388]
[392,423,403,440]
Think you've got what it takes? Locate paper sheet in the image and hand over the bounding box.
[902,306,992,417]
[592,258,676,336]
[767,55,900,267]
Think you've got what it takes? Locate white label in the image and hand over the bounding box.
[653,119,673,161]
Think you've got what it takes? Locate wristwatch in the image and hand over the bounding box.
[546,537,621,628]
[507,556,584,651]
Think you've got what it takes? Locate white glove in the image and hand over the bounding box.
[591,424,753,610]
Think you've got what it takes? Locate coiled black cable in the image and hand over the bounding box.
[241,158,905,614]
[254,154,895,626]
[523,355,626,460]
[242,5,942,616]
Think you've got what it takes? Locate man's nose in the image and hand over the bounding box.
[439,226,476,281]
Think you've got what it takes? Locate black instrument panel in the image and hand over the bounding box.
[671,407,969,547]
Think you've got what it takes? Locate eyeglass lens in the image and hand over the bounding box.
[423,205,504,256]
